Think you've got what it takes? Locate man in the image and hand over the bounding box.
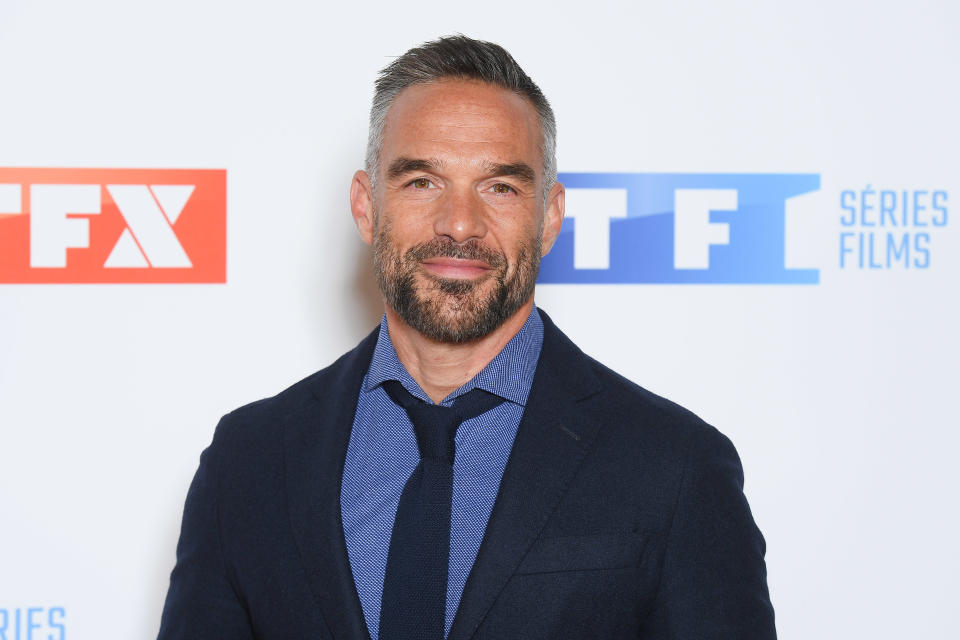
[158,36,776,639]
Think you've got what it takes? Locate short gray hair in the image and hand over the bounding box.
[365,35,557,201]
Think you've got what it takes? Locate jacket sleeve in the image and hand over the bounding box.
[157,421,255,640]
[641,427,777,639]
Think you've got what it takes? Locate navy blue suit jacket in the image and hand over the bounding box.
[158,310,776,639]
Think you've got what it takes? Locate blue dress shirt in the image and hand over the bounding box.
[340,307,544,639]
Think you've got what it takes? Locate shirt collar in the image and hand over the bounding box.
[364,305,544,407]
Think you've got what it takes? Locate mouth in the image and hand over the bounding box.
[419,257,494,280]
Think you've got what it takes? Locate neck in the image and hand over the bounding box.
[384,300,534,403]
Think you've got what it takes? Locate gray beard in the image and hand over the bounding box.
[373,224,541,344]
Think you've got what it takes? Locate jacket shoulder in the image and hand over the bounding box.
[591,357,710,432]
[538,307,729,454]
[577,350,738,472]
[211,327,379,451]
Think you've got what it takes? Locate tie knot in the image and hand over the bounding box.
[381,380,505,462]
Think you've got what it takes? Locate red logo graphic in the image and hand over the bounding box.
[0,168,226,283]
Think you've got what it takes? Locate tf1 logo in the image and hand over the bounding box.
[0,168,226,284]
[539,173,820,284]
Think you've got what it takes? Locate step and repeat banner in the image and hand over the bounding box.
[1,1,958,638]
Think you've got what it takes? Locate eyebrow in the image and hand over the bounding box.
[385,156,537,186]
[481,161,536,186]
[386,157,443,179]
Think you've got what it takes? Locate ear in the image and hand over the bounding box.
[539,181,565,256]
[350,170,375,245]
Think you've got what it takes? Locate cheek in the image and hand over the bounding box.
[375,218,416,253]
[496,218,542,257]
[380,205,438,242]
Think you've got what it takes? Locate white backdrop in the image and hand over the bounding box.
[1,1,958,638]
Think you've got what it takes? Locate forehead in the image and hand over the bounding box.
[380,79,542,170]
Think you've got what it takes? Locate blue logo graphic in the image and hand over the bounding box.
[539,173,820,284]
[0,607,65,640]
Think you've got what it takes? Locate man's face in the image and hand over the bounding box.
[354,79,563,343]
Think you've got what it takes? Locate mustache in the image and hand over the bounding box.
[406,237,506,270]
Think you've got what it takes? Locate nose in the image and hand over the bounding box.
[433,186,488,243]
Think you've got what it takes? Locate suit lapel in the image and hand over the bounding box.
[447,310,603,640]
[284,329,378,640]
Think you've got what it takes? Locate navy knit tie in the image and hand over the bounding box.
[378,380,505,640]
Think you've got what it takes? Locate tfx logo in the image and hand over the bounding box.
[0,168,226,283]
[539,173,820,284]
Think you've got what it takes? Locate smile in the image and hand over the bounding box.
[419,257,494,279]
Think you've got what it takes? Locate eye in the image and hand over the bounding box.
[408,177,436,189]
[489,183,516,195]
